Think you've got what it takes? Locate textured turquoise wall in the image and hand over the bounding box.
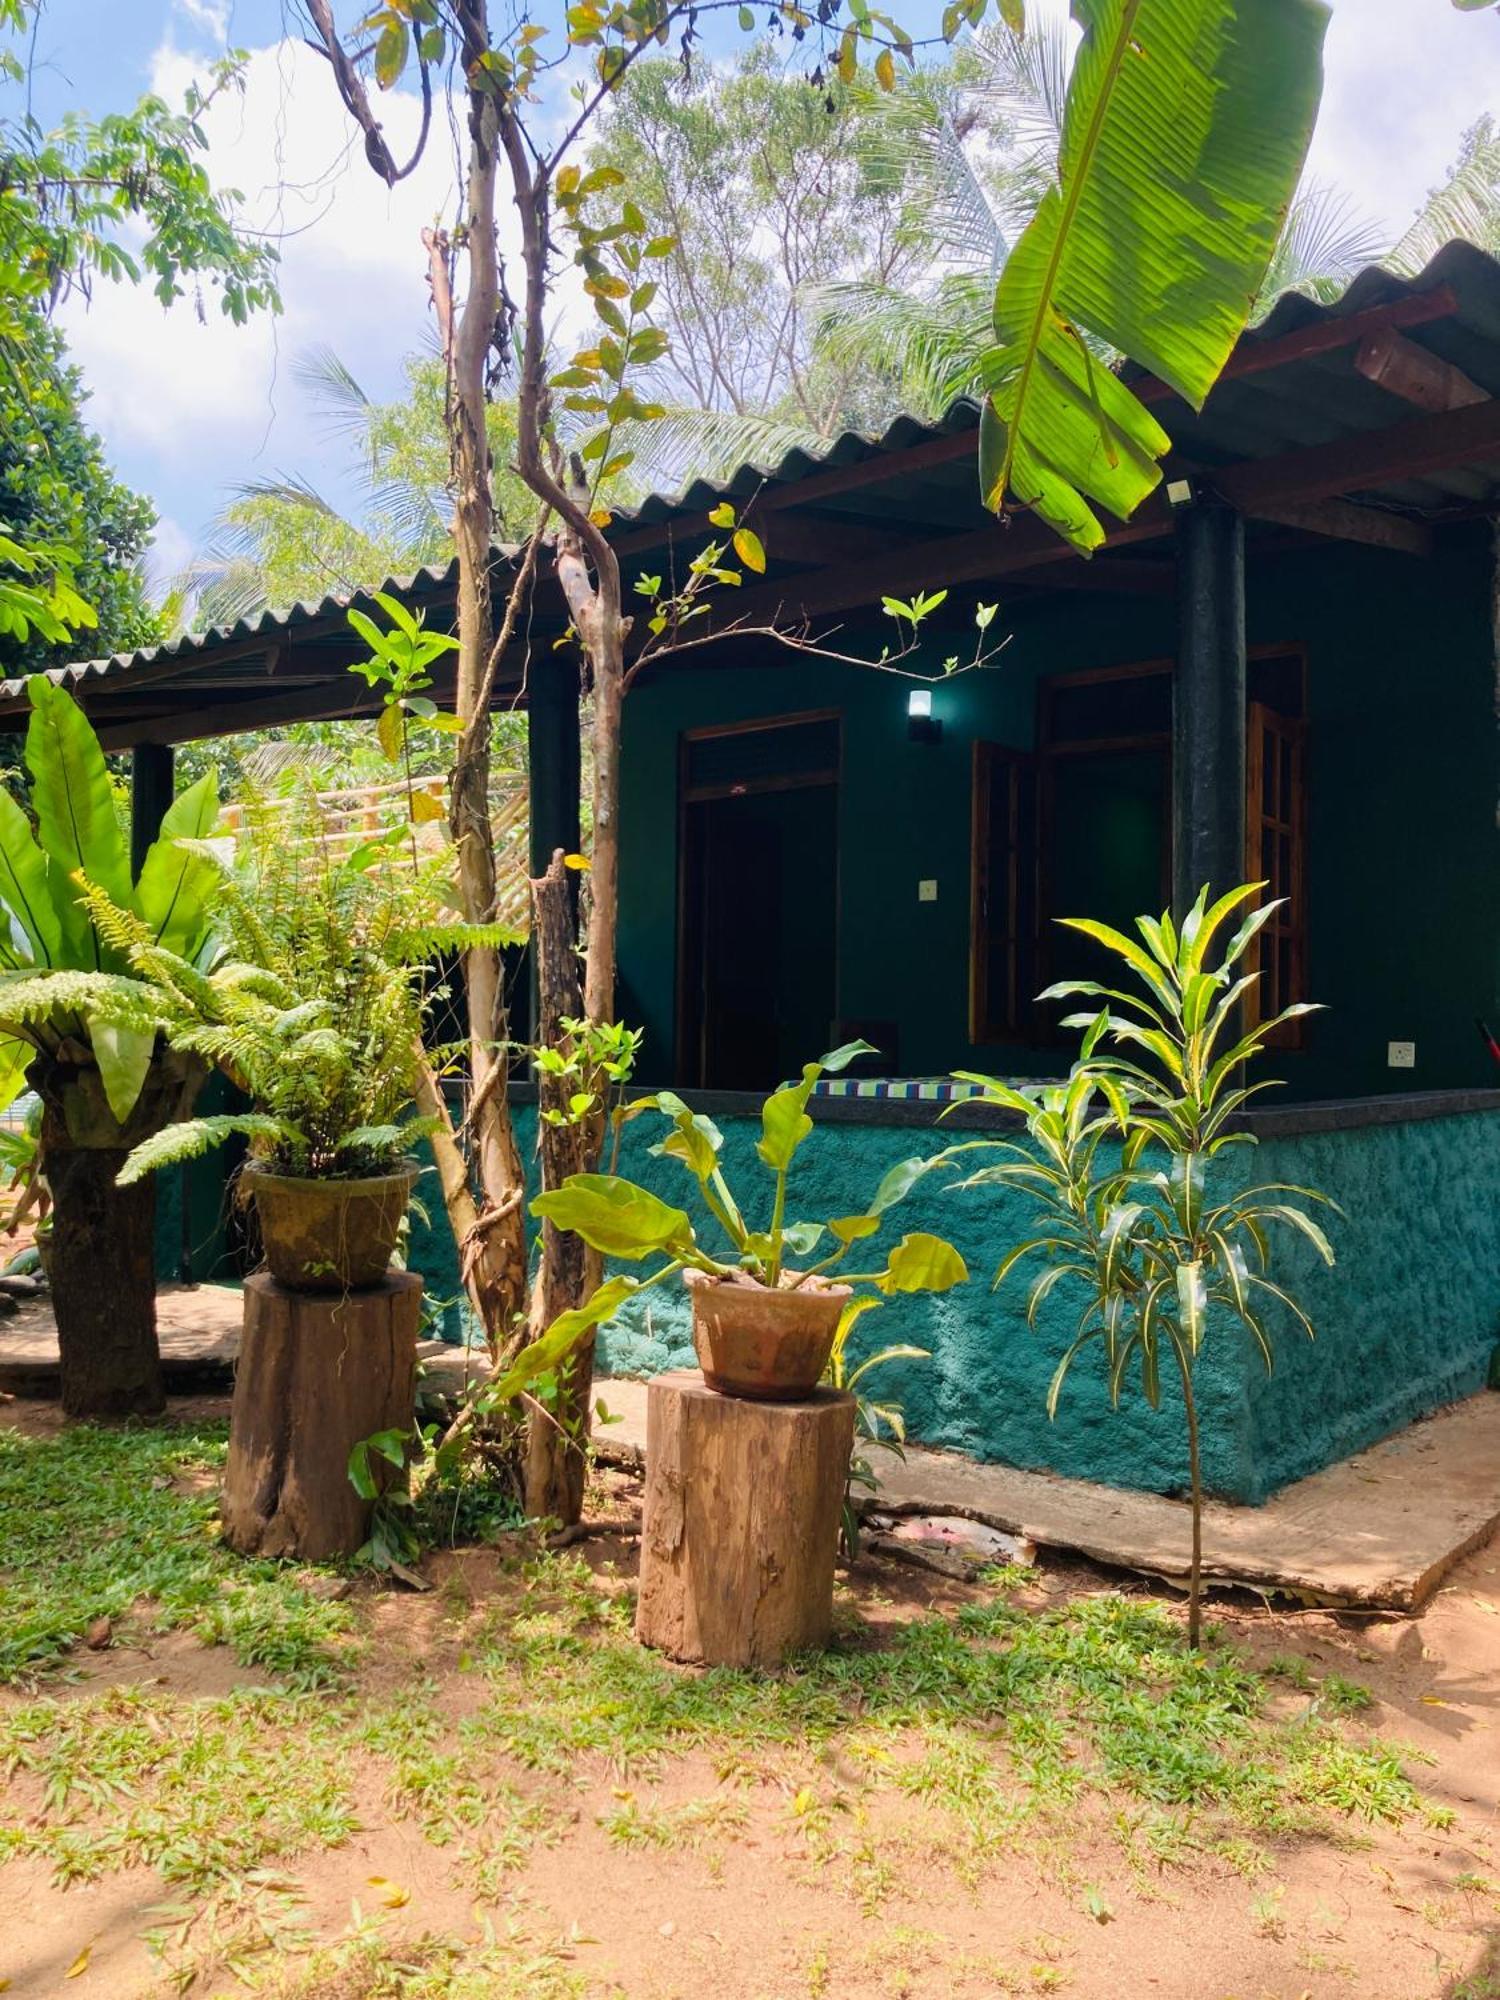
[617,531,1500,1102]
[1237,1109,1500,1497]
[392,1098,1500,1502]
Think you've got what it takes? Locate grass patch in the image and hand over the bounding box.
[467,1553,1438,1860]
[0,1419,1457,1991]
[0,1420,355,1687]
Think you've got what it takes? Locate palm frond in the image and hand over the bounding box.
[1391,115,1500,274]
[1253,182,1388,321]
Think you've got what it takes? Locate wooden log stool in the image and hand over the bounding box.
[222,1270,422,1562]
[634,1370,857,1669]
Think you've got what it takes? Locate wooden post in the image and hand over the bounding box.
[1173,499,1246,917]
[130,742,175,877]
[635,1371,856,1669]
[223,1271,422,1561]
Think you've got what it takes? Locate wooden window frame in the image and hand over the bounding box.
[969,647,1311,1048]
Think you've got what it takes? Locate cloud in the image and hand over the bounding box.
[172,0,229,39]
[58,35,471,537]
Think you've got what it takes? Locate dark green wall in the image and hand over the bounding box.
[617,529,1500,1101]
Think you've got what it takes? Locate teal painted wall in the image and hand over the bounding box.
[616,530,1500,1101]
[396,1096,1500,1505]
[1238,1109,1500,1497]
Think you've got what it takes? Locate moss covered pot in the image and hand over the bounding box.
[243,1161,418,1293]
[685,1267,850,1401]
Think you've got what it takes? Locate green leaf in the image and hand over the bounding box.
[757,1082,814,1175]
[484,1275,640,1408]
[531,1173,695,1259]
[118,1113,289,1185]
[0,786,62,966]
[877,1232,968,1295]
[90,1020,156,1124]
[0,1035,31,1116]
[732,527,766,574]
[131,769,221,955]
[978,0,1328,548]
[26,676,131,957]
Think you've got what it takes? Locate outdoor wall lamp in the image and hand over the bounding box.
[907,686,942,744]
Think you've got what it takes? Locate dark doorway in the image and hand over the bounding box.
[677,716,839,1091]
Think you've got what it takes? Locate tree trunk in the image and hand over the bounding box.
[47,1144,160,1419]
[36,1049,203,1421]
[522,849,600,1524]
[416,12,530,1359]
[635,1370,856,1668]
[222,1271,421,1561]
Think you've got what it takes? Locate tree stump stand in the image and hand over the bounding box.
[634,1370,856,1669]
[222,1271,422,1562]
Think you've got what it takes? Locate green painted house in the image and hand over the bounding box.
[9,244,1500,1503]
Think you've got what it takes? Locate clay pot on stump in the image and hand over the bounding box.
[223,1159,422,1562]
[241,1160,418,1292]
[685,1266,850,1401]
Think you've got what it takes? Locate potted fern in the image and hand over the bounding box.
[533,1044,968,1400]
[105,788,484,1292]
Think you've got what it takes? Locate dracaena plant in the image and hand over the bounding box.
[528,1042,969,1356]
[86,782,506,1187]
[0,675,220,1123]
[930,886,1336,1647]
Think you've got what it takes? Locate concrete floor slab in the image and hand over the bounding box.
[592,1375,1500,1612]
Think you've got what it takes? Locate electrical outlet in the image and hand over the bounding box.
[1387,1040,1416,1070]
[917,879,938,903]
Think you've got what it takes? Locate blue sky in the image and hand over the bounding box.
[19,1,1500,592]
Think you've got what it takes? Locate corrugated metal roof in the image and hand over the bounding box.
[8,241,1500,732]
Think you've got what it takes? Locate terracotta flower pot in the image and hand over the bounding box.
[243,1161,418,1293]
[685,1267,851,1401]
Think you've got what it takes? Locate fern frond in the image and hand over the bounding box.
[117,1113,294,1186]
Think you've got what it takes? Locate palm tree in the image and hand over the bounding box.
[180,347,527,630]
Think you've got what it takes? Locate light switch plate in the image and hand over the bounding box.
[918,879,938,903]
[1387,1040,1416,1069]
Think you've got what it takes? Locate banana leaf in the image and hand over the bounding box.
[979,0,1329,549]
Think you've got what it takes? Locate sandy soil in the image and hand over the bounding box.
[2,1391,1497,2000]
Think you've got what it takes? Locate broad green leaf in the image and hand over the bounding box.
[26,677,131,959]
[830,1213,881,1244]
[132,769,222,956]
[978,0,1328,548]
[484,1276,640,1409]
[91,1020,156,1124]
[757,1081,814,1174]
[0,1034,30,1114]
[0,786,61,965]
[878,1232,969,1295]
[531,1173,694,1259]
[781,1220,826,1258]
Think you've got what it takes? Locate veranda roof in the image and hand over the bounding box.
[8,239,1500,751]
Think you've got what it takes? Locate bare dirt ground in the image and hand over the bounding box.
[2,1390,1498,2000]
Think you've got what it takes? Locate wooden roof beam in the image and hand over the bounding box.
[1216,392,1500,512]
[1243,495,1434,558]
[1353,324,1488,415]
